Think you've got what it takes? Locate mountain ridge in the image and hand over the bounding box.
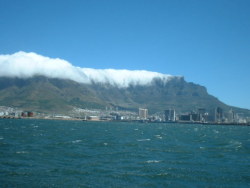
[0,76,249,117]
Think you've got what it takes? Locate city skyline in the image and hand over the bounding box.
[0,0,250,109]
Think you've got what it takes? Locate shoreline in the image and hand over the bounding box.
[1,116,249,126]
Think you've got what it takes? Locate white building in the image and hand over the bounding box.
[139,108,148,120]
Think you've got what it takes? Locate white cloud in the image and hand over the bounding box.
[0,51,175,87]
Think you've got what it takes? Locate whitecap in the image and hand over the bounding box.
[137,138,151,142]
[157,173,169,176]
[154,135,162,139]
[0,137,3,140]
[228,140,242,149]
[16,151,29,154]
[72,140,82,143]
[213,129,219,134]
[103,143,108,146]
[145,160,161,163]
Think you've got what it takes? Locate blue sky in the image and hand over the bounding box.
[0,0,250,109]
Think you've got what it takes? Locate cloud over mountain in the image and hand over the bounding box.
[0,51,174,87]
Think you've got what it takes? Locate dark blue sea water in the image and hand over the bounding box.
[0,119,249,187]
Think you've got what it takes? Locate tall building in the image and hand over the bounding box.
[224,109,236,123]
[215,107,223,122]
[139,108,148,120]
[227,109,235,123]
[164,109,176,121]
[198,108,206,122]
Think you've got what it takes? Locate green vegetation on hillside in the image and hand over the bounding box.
[0,76,249,116]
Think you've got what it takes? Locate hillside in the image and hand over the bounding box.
[0,76,249,116]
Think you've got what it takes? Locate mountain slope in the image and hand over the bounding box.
[0,76,249,116]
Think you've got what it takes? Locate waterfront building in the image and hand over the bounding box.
[179,114,191,121]
[164,109,176,121]
[21,112,28,117]
[139,108,148,120]
[87,116,100,121]
[215,107,223,122]
[27,112,34,117]
[190,112,199,122]
[228,109,235,123]
[198,108,206,122]
[224,110,234,123]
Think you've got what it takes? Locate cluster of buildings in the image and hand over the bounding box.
[106,107,249,124]
[0,105,249,124]
[145,107,248,124]
[0,106,34,119]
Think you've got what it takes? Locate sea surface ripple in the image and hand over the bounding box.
[0,119,249,187]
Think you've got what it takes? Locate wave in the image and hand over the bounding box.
[137,138,151,142]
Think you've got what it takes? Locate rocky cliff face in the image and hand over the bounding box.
[0,76,249,115]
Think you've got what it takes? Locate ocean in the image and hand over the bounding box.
[0,119,249,187]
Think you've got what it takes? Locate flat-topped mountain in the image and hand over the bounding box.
[0,51,249,116]
[0,76,249,116]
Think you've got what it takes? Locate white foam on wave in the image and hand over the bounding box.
[16,151,29,154]
[72,140,82,144]
[157,172,169,176]
[154,135,163,139]
[228,140,242,150]
[137,138,151,142]
[213,129,219,134]
[145,160,161,163]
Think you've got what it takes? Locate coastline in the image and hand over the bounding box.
[1,116,249,126]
